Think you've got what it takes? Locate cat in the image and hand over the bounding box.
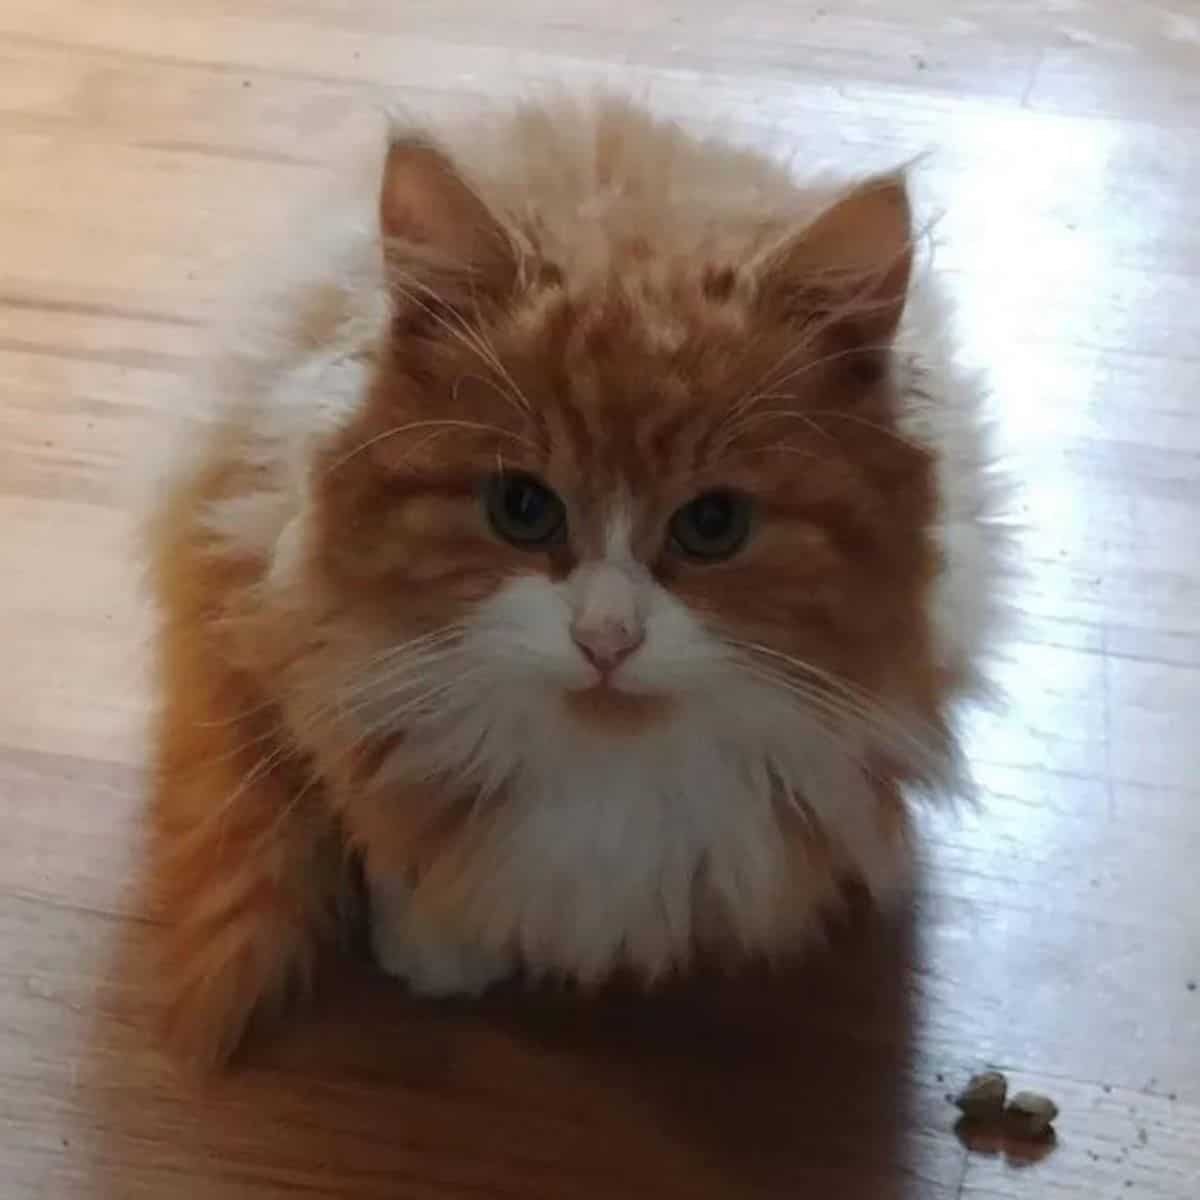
[144,94,1007,1067]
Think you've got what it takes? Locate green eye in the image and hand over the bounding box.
[484,473,566,548]
[670,490,753,561]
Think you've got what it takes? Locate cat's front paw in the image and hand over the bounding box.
[368,877,510,997]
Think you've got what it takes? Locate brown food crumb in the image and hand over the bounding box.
[1006,1090,1059,1138]
[955,1071,1008,1121]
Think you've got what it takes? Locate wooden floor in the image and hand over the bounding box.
[2,2,1200,1196]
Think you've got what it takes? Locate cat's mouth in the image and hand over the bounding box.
[562,682,673,732]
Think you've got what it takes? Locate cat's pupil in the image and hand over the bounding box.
[507,479,546,525]
[485,472,566,547]
[690,493,733,538]
[670,489,752,561]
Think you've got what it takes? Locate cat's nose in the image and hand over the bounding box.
[571,618,644,674]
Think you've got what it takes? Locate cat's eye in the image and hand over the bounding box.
[484,472,566,548]
[669,490,753,562]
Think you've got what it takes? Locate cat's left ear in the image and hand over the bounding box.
[379,130,518,301]
[756,174,913,347]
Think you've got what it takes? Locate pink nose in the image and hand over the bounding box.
[571,620,643,673]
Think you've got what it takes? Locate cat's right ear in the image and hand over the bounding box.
[379,131,518,303]
[755,174,914,348]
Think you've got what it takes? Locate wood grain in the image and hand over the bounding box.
[2,2,1199,1196]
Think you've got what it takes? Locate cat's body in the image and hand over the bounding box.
[146,96,1006,1066]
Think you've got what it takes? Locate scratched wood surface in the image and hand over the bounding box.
[1,2,1199,1197]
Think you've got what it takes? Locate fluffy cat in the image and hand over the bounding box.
[144,95,1006,1067]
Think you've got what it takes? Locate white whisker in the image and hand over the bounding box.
[386,271,533,419]
[325,418,534,475]
[723,637,957,782]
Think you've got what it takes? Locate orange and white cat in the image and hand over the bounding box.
[145,95,1007,1066]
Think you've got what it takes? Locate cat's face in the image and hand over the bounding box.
[310,134,944,788]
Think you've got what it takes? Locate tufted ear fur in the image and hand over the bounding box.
[756,174,913,349]
[379,131,519,307]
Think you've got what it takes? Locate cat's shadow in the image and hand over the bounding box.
[81,893,932,1199]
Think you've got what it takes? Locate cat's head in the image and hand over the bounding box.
[309,125,947,793]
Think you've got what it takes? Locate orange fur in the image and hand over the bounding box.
[145,461,354,1067]
[145,96,1001,1067]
